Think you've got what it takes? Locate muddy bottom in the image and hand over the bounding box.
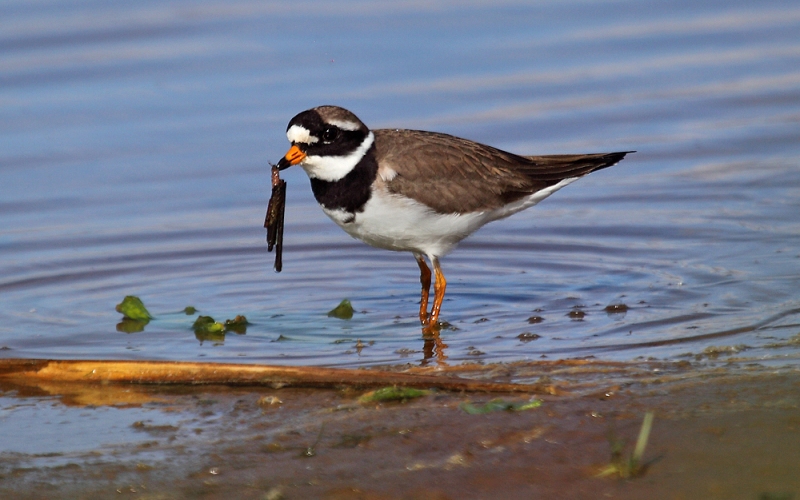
[1,361,799,500]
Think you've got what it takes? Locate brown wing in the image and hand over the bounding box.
[373,129,630,214]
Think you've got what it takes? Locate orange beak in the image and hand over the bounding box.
[277,144,306,170]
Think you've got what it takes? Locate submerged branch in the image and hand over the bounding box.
[0,359,556,394]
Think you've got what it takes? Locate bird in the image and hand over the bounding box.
[276,105,631,331]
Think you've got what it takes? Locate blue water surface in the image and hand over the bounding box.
[1,0,799,367]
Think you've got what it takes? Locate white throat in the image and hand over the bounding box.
[301,132,374,182]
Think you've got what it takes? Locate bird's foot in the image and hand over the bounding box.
[421,321,441,337]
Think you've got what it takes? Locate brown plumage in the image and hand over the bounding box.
[375,129,629,214]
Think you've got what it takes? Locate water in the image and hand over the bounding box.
[0,394,185,460]
[1,0,799,367]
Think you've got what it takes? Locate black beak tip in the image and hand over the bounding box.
[276,157,292,171]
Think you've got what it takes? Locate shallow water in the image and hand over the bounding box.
[1,0,799,368]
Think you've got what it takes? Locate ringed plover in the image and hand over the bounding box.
[276,106,631,330]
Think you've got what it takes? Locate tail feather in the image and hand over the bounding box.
[521,151,634,181]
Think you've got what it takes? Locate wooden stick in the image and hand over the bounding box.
[0,359,556,394]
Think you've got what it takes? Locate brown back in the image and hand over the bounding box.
[374,129,629,214]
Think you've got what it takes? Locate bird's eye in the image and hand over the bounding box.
[321,127,338,143]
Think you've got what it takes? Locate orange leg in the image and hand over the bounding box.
[428,257,447,327]
[414,253,431,324]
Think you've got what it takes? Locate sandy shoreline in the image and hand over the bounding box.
[1,359,798,499]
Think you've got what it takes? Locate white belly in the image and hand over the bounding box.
[321,192,481,257]
[320,177,579,258]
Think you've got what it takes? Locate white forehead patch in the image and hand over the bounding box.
[287,124,319,144]
[327,119,361,131]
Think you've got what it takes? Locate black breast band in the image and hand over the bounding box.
[309,144,378,214]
